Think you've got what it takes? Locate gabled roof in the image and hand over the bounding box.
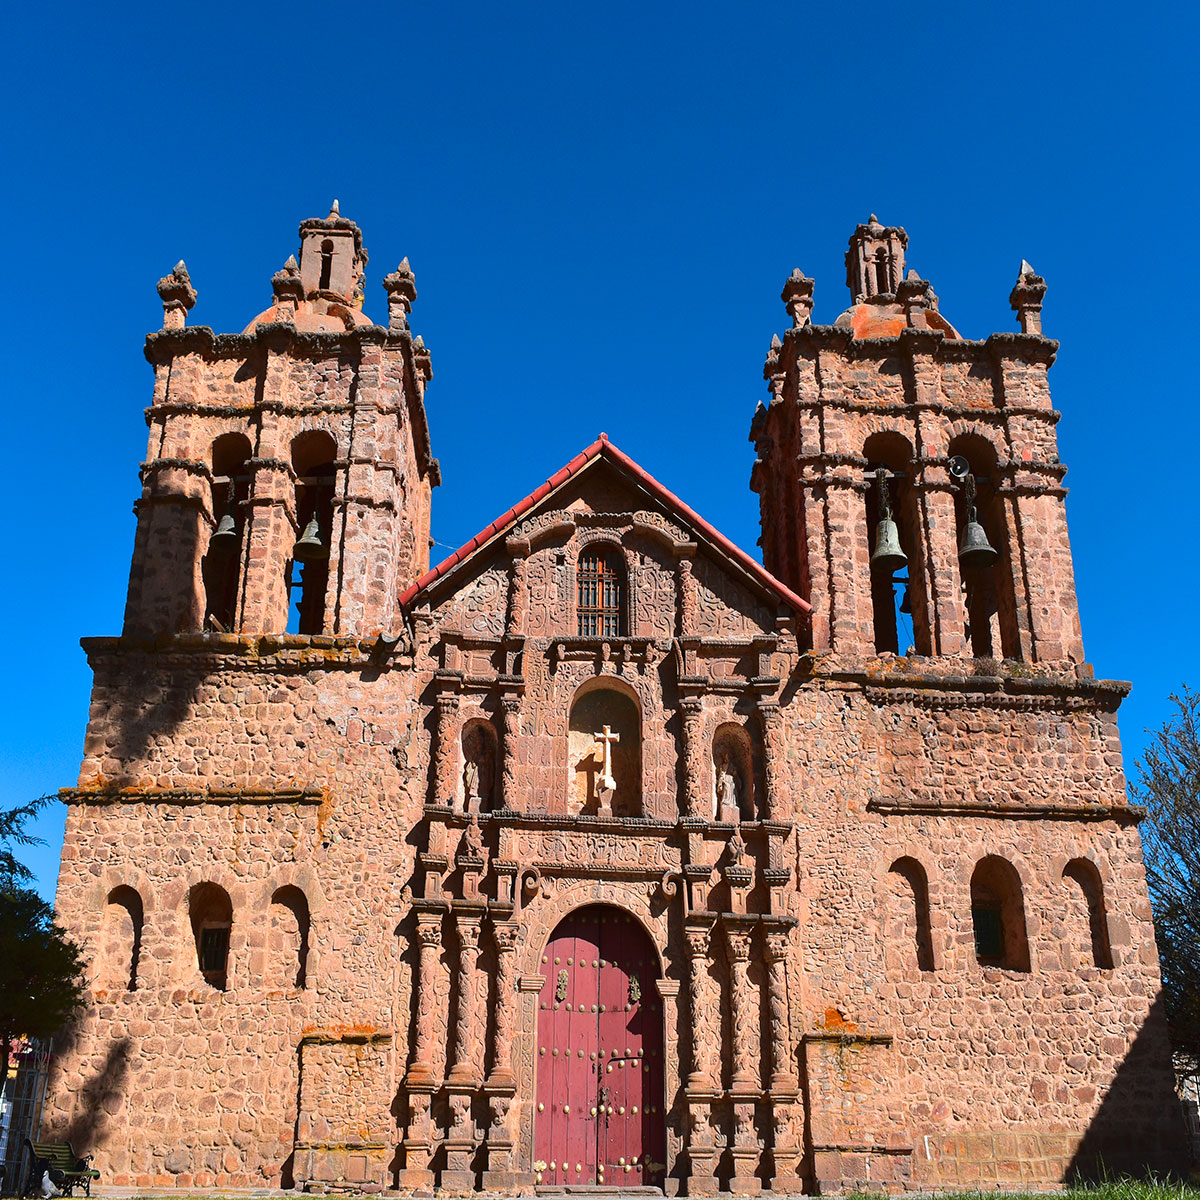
[399,433,810,613]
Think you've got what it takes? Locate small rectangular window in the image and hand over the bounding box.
[200,926,230,976]
[972,904,1004,961]
[577,551,624,637]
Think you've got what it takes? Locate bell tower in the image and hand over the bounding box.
[122,204,439,639]
[752,218,1084,666]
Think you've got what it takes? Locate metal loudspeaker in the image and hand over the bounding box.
[948,455,971,480]
[292,516,329,563]
[870,517,908,574]
[209,511,239,553]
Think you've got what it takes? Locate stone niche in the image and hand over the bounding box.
[567,680,642,816]
[294,1031,392,1192]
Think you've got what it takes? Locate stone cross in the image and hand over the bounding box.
[594,724,620,792]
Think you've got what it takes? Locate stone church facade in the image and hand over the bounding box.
[44,207,1187,1193]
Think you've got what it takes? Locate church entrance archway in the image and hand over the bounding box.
[533,906,665,1188]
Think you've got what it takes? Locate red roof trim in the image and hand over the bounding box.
[398,434,811,613]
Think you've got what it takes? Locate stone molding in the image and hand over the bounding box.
[60,785,324,806]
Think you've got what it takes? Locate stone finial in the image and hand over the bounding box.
[1009,260,1047,334]
[897,268,936,329]
[382,257,418,331]
[329,198,340,218]
[413,334,433,382]
[271,254,305,322]
[156,260,196,331]
[781,268,815,328]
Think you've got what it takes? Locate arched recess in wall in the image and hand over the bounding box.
[576,543,627,637]
[269,885,310,989]
[460,717,498,813]
[289,430,337,635]
[712,722,754,821]
[970,855,1030,972]
[189,882,233,990]
[99,885,144,992]
[202,432,252,632]
[567,678,641,816]
[948,434,1020,660]
[886,857,934,973]
[1063,858,1114,969]
[864,432,930,656]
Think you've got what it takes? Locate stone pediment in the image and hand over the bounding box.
[402,435,807,647]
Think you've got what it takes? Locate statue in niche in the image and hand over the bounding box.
[461,724,494,813]
[716,748,743,823]
[727,827,747,867]
[458,815,484,863]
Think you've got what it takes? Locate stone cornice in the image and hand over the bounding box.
[60,784,325,806]
[866,794,1145,824]
[781,322,1059,367]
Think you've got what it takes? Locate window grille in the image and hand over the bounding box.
[972,904,1004,961]
[578,551,624,637]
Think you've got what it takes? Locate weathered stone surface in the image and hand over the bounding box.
[43,211,1187,1194]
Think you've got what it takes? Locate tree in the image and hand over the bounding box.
[0,797,88,1106]
[1133,687,1200,1090]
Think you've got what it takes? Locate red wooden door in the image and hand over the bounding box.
[534,907,665,1187]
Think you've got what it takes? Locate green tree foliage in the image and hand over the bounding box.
[1133,688,1200,1089]
[0,797,88,1104]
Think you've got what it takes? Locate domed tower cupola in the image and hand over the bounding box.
[845,214,907,302]
[299,199,368,304]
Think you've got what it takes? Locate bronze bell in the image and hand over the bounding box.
[959,517,999,570]
[899,586,912,614]
[293,515,329,563]
[870,517,907,575]
[209,510,239,553]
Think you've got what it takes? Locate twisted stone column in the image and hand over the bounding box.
[407,911,443,1086]
[722,920,757,1090]
[679,697,707,819]
[449,913,483,1083]
[488,921,518,1085]
[499,695,520,810]
[683,921,717,1089]
[763,926,796,1089]
[756,701,783,820]
[434,693,460,808]
[505,553,527,638]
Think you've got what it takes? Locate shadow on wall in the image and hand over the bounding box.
[46,1032,132,1155]
[1068,992,1190,1181]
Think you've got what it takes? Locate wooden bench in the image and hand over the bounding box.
[22,1141,99,1197]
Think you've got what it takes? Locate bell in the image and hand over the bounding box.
[209,511,239,553]
[899,586,912,615]
[958,518,999,570]
[870,517,907,574]
[292,515,329,563]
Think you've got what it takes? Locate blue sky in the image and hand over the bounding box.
[3,1,1197,900]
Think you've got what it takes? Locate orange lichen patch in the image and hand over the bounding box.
[316,788,335,839]
[301,1023,380,1038]
[834,302,962,340]
[821,1006,859,1034]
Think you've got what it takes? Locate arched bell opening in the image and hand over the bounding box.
[567,679,641,817]
[864,432,929,655]
[948,435,1019,660]
[289,431,337,635]
[203,432,252,632]
[98,885,144,992]
[532,905,665,1190]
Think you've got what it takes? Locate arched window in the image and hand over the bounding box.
[874,247,892,294]
[189,882,233,990]
[202,433,252,632]
[101,886,144,991]
[887,858,934,972]
[970,856,1030,971]
[1063,858,1113,969]
[577,548,626,637]
[270,886,310,989]
[289,431,337,635]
